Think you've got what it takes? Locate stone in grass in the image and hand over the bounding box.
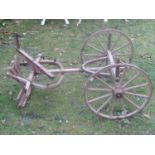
[58,119,69,124]
[54,115,69,124]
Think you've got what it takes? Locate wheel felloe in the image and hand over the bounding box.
[81,28,134,74]
[85,63,153,120]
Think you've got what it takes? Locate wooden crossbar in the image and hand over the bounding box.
[7,54,43,107]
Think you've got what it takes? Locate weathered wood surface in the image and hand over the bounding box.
[7,54,42,107]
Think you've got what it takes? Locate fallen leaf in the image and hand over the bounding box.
[31,131,36,134]
[8,91,13,96]
[22,33,26,36]
[137,33,142,36]
[15,20,22,24]
[1,119,6,124]
[143,113,151,119]
[20,121,24,126]
[54,48,60,52]
[59,120,62,123]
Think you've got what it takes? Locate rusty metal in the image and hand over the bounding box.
[7,28,153,120]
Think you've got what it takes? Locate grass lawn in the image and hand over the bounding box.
[0,19,155,134]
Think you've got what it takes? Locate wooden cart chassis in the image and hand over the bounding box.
[7,29,153,120]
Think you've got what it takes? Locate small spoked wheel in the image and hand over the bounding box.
[85,63,153,119]
[19,59,64,89]
[81,29,134,74]
[32,60,64,89]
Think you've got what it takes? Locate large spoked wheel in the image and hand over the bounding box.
[85,63,153,119]
[81,29,134,74]
[19,59,64,89]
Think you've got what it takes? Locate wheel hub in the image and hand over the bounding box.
[113,87,124,98]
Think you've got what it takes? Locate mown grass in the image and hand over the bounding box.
[0,19,155,134]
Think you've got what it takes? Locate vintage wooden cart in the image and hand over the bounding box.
[7,29,153,120]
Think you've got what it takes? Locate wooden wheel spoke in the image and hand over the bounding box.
[96,59,106,67]
[115,65,120,78]
[124,83,148,91]
[83,53,103,57]
[110,34,122,50]
[82,30,151,120]
[119,66,127,85]
[112,43,129,52]
[120,98,127,116]
[96,96,112,113]
[107,33,112,50]
[88,87,111,92]
[123,72,140,88]
[87,93,112,104]
[119,59,127,64]
[108,67,116,84]
[83,53,104,60]
[95,35,106,52]
[113,53,131,57]
[124,91,149,98]
[95,76,114,89]
[94,57,108,67]
[87,44,103,53]
[110,104,115,117]
[123,95,140,109]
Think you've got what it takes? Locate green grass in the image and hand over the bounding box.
[0,19,155,134]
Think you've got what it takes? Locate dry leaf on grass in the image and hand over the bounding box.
[143,113,151,119]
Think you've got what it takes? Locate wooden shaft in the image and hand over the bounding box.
[107,50,115,65]
[48,67,109,74]
[7,72,29,85]
[107,50,116,77]
[17,54,42,107]
[17,48,55,78]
